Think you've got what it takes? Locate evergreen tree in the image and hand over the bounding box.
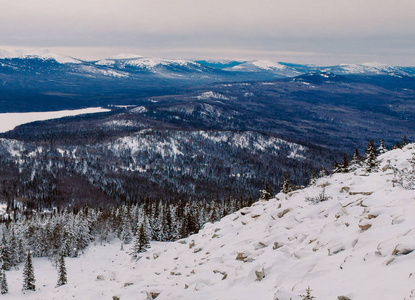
[318,167,327,178]
[0,232,12,271]
[350,148,361,166]
[259,181,273,201]
[402,135,408,147]
[246,195,254,207]
[340,154,349,173]
[396,141,401,149]
[331,161,341,173]
[56,254,67,287]
[309,170,317,186]
[0,268,7,294]
[280,173,292,194]
[132,224,150,258]
[22,250,36,291]
[378,139,387,154]
[364,139,378,172]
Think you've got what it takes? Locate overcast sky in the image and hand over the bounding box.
[0,0,414,65]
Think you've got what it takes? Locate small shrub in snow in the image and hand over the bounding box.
[305,188,331,204]
[299,286,315,300]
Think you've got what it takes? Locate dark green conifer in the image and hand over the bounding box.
[56,254,67,287]
[280,173,292,194]
[364,139,378,172]
[0,268,8,294]
[132,224,150,258]
[260,181,273,200]
[23,250,35,291]
[341,154,349,173]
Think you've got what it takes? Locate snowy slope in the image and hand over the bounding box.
[94,56,204,72]
[322,62,410,76]
[4,144,415,299]
[227,60,304,77]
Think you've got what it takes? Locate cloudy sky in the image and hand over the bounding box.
[0,0,414,65]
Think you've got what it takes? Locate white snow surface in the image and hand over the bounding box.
[0,107,111,133]
[95,56,199,70]
[0,49,81,64]
[5,145,415,299]
[230,60,286,71]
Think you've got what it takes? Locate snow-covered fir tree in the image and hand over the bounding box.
[350,148,362,169]
[131,223,150,258]
[281,173,292,193]
[340,154,349,173]
[378,138,387,154]
[56,253,68,287]
[308,170,318,186]
[332,160,341,173]
[259,181,273,200]
[364,139,378,172]
[0,268,7,294]
[23,250,36,291]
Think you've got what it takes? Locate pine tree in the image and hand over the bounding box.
[318,167,327,178]
[259,181,273,200]
[309,170,317,186]
[378,139,387,154]
[331,161,341,173]
[22,250,35,291]
[0,268,8,294]
[280,173,292,194]
[402,135,408,147]
[246,195,254,207]
[131,224,150,258]
[0,232,12,271]
[364,139,378,172]
[340,154,349,173]
[350,148,361,167]
[56,254,67,287]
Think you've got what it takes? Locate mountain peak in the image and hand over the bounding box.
[0,48,81,64]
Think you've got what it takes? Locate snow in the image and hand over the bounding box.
[4,145,415,299]
[95,56,198,70]
[230,60,286,71]
[336,62,403,75]
[0,49,81,64]
[196,91,235,101]
[0,107,111,133]
[77,65,129,78]
[251,60,286,70]
[130,106,148,113]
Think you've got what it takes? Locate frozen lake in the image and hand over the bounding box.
[0,107,111,133]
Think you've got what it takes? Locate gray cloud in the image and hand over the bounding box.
[0,0,414,65]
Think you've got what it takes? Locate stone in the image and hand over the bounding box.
[255,268,265,281]
[236,253,248,261]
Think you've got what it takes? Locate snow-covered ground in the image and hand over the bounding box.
[0,108,111,133]
[4,144,415,299]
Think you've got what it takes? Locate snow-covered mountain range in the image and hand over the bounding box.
[3,144,415,299]
[1,48,414,79]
